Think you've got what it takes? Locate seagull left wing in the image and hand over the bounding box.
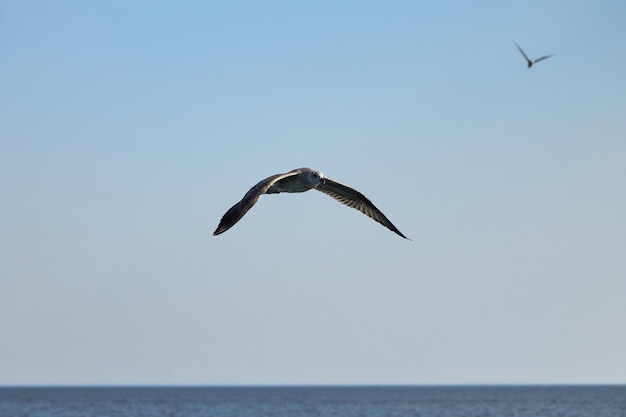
[514,41,531,63]
[213,170,299,235]
[316,177,409,239]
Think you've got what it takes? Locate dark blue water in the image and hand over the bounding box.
[0,385,624,417]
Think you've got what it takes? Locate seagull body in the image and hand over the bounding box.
[213,167,408,239]
[514,41,555,68]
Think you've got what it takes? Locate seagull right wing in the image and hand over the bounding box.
[316,177,409,239]
[533,54,555,64]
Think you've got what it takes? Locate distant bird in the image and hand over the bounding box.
[213,167,409,239]
[514,41,555,68]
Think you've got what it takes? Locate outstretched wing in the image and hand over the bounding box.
[514,41,531,63]
[315,177,409,239]
[533,54,555,64]
[213,170,300,235]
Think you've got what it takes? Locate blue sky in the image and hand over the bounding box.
[1,1,625,385]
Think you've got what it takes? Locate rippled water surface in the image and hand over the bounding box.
[1,385,625,417]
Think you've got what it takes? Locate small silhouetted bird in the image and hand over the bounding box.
[514,41,555,68]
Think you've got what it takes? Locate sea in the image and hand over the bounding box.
[0,385,624,417]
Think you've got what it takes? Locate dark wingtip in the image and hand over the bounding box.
[397,231,411,240]
[213,225,226,236]
[388,225,410,240]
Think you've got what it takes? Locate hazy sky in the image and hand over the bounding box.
[2,1,625,385]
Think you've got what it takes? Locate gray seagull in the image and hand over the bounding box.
[514,41,555,68]
[213,167,409,239]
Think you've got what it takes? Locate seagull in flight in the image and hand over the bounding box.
[514,41,555,68]
[213,167,409,239]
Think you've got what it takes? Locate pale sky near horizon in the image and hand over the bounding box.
[2,1,625,385]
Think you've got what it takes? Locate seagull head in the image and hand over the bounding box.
[309,170,325,187]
